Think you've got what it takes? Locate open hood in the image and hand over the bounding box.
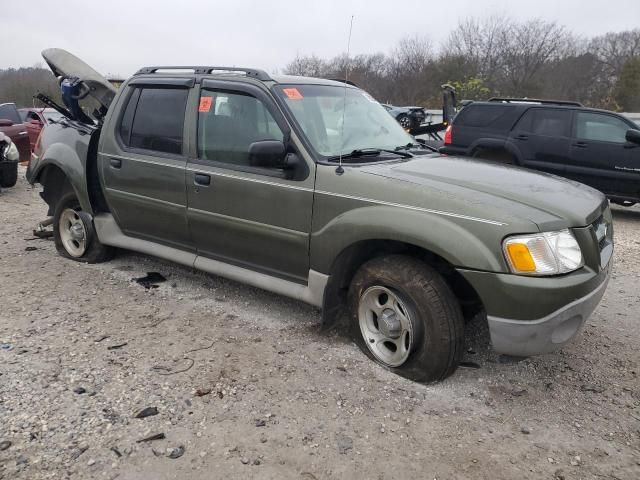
[42,48,117,112]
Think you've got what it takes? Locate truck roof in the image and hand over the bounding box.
[133,66,354,88]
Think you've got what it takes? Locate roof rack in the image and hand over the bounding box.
[134,66,272,81]
[488,97,583,107]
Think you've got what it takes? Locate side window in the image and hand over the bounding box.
[119,88,140,146]
[122,87,188,155]
[575,112,630,143]
[455,105,514,128]
[27,112,41,123]
[0,104,22,124]
[515,108,571,137]
[197,90,284,166]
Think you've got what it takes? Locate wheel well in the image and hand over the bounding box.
[38,165,74,216]
[321,240,484,328]
[471,146,516,165]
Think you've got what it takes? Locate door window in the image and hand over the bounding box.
[26,111,41,123]
[575,112,630,143]
[515,108,571,137]
[197,90,283,166]
[120,87,188,155]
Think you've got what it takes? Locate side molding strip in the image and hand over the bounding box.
[93,214,327,307]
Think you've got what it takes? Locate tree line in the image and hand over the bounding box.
[285,16,640,111]
[0,65,61,109]
[1,16,639,112]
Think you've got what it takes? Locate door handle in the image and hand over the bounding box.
[572,142,588,148]
[515,134,528,140]
[110,158,122,169]
[194,173,211,186]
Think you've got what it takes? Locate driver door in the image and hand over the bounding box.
[185,80,315,283]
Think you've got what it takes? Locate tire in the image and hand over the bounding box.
[53,190,114,263]
[0,162,18,188]
[397,114,412,130]
[348,255,464,383]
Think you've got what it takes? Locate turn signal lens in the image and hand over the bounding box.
[505,243,536,272]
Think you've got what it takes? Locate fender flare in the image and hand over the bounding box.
[31,142,93,214]
[311,205,506,275]
[467,138,524,165]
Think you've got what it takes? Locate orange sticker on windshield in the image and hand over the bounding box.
[199,96,213,112]
[283,88,303,100]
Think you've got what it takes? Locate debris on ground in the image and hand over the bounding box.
[134,272,167,289]
[134,407,159,419]
[166,446,185,459]
[136,433,166,443]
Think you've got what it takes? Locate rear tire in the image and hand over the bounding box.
[53,190,114,263]
[348,255,464,383]
[0,162,18,188]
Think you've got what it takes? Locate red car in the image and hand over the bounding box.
[19,107,64,152]
[0,103,30,163]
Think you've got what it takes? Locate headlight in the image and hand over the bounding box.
[503,229,583,276]
[3,140,19,162]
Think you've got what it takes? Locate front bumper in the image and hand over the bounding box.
[458,259,611,357]
[486,271,609,356]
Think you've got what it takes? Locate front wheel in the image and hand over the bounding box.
[53,190,114,263]
[348,255,464,382]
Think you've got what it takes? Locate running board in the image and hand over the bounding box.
[93,214,327,307]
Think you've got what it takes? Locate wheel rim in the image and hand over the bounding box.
[358,286,415,367]
[59,208,87,257]
[399,116,411,129]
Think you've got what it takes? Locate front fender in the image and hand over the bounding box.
[310,205,508,274]
[30,138,92,214]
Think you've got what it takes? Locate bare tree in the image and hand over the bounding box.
[284,54,327,77]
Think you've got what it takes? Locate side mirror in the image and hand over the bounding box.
[30,119,43,126]
[626,129,640,145]
[0,119,14,127]
[248,140,286,168]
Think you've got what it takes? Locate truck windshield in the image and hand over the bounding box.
[275,84,414,159]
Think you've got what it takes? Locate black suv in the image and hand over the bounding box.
[441,98,640,207]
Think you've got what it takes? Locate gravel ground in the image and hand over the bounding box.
[1,166,639,480]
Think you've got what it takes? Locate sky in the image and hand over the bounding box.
[2,0,640,77]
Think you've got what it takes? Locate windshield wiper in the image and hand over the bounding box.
[328,148,413,162]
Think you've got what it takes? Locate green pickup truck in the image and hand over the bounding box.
[27,49,613,382]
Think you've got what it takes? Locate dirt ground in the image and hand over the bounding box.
[1,166,639,480]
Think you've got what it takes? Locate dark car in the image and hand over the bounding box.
[19,107,64,151]
[0,103,31,163]
[382,104,426,130]
[0,132,20,188]
[441,98,640,206]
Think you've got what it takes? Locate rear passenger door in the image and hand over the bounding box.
[508,108,572,174]
[567,111,639,197]
[185,80,315,284]
[99,78,194,250]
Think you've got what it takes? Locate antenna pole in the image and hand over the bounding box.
[336,15,354,175]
